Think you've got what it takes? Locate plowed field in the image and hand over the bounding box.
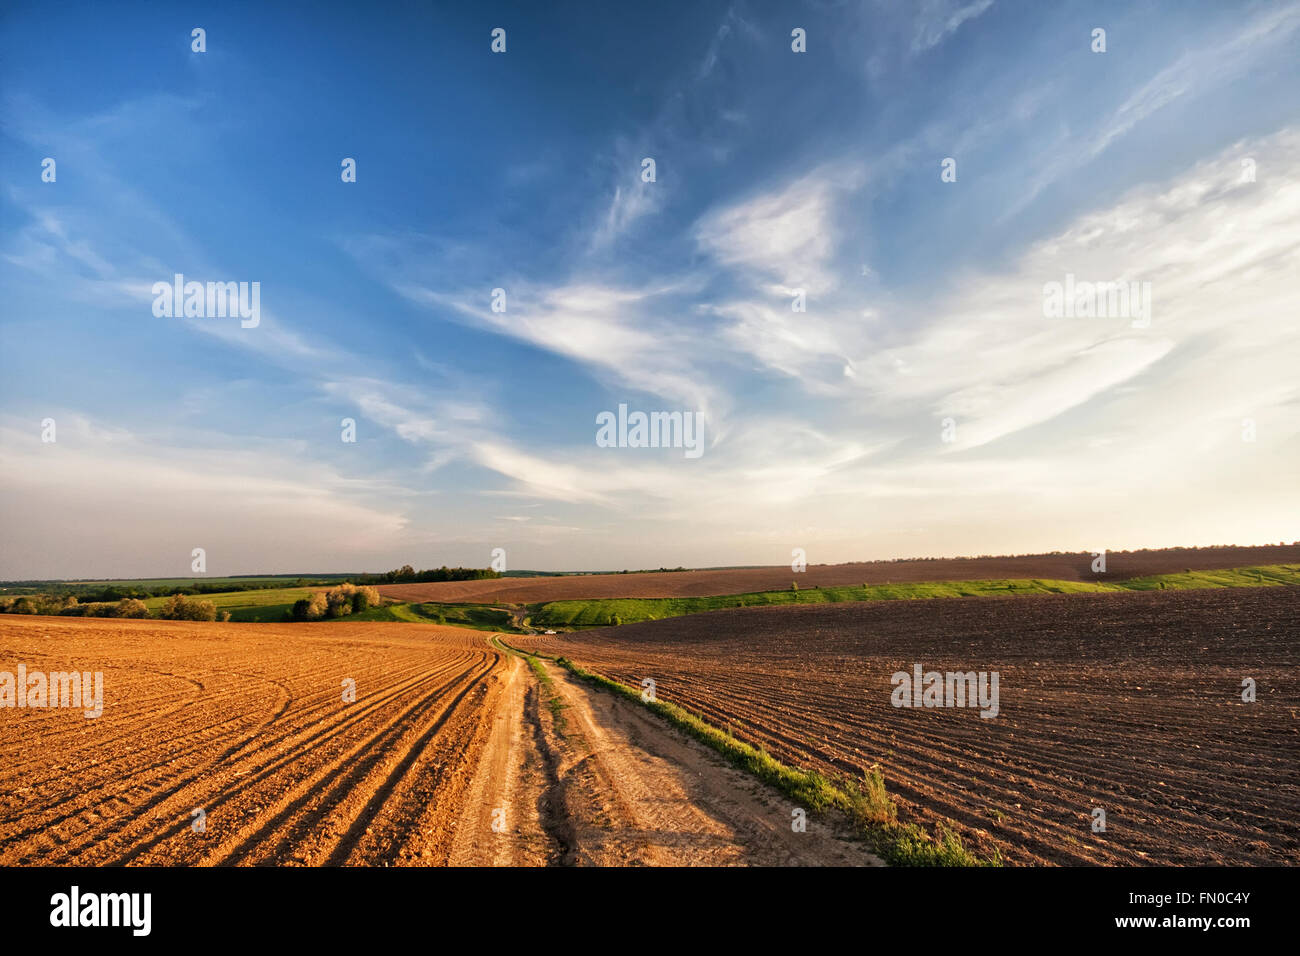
[517,586,1300,865]
[0,615,883,868]
[379,545,1300,605]
[0,616,508,865]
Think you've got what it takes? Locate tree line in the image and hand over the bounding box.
[353,566,502,585]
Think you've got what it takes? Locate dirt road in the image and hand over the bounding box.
[446,653,553,865]
[536,661,881,866]
[442,644,880,866]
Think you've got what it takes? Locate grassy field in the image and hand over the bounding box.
[529,565,1300,627]
[343,601,516,631]
[142,586,319,622]
[1116,565,1298,590]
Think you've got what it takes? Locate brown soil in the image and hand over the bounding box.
[379,545,1300,605]
[0,615,879,866]
[0,615,507,865]
[516,586,1300,866]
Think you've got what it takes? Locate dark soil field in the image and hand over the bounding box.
[380,545,1300,605]
[516,586,1300,865]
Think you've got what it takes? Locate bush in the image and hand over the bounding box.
[306,583,382,619]
[352,586,381,613]
[117,598,149,618]
[159,594,217,622]
[326,584,355,618]
[292,592,329,621]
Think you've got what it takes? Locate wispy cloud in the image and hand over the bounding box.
[910,0,995,53]
[3,1,1297,573]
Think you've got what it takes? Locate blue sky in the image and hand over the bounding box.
[2,0,1298,577]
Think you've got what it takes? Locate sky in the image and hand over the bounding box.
[1,0,1297,578]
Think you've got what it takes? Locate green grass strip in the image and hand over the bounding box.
[345,601,515,630]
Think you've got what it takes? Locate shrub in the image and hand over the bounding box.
[159,594,217,622]
[116,598,149,619]
[293,592,329,621]
[352,586,381,613]
[326,584,355,618]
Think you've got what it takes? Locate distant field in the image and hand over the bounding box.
[534,578,1103,627]
[142,587,318,622]
[28,563,1300,628]
[531,565,1300,627]
[379,544,1300,605]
